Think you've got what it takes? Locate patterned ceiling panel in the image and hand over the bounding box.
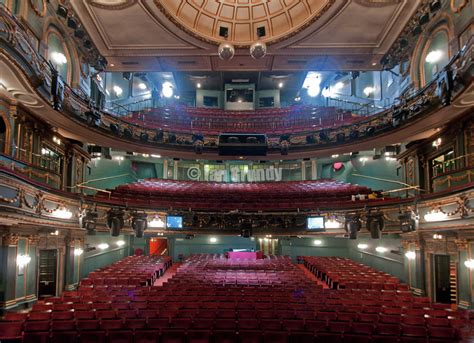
[155,0,335,46]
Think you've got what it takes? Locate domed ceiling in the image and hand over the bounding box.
[155,0,335,46]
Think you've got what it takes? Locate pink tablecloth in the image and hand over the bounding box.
[227,251,264,259]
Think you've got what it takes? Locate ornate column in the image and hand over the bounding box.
[0,231,19,310]
[455,239,471,309]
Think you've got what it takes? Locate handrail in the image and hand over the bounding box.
[431,153,474,178]
[0,3,472,152]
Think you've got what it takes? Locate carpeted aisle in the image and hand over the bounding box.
[297,263,329,289]
[154,262,181,286]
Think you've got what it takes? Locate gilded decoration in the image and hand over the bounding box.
[87,0,138,10]
[454,239,469,251]
[451,0,470,13]
[29,0,47,17]
[2,232,19,246]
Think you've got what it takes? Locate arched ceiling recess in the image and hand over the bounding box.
[155,0,336,47]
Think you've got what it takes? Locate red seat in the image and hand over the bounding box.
[75,311,96,320]
[51,320,76,331]
[4,312,28,321]
[401,325,427,337]
[134,330,158,343]
[187,330,212,343]
[124,318,147,330]
[160,328,186,343]
[78,330,106,343]
[52,311,74,320]
[77,319,101,331]
[24,320,50,332]
[107,330,133,343]
[0,321,23,340]
[100,319,123,330]
[23,331,50,343]
[239,330,262,343]
[51,330,77,343]
[263,331,288,343]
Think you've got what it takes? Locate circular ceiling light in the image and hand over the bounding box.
[162,82,173,98]
[250,41,267,60]
[218,42,235,61]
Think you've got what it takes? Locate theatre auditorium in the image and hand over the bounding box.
[0,0,473,342]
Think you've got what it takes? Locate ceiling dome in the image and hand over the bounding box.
[156,0,335,47]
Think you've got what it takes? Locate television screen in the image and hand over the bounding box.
[226,88,254,103]
[166,216,183,229]
[307,216,325,230]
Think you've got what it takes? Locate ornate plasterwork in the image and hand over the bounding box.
[451,0,470,13]
[87,0,138,10]
[155,0,337,47]
[2,232,19,246]
[29,0,47,17]
[354,0,401,6]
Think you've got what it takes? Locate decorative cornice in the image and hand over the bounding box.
[454,238,469,251]
[87,0,138,10]
[354,0,402,6]
[2,232,19,246]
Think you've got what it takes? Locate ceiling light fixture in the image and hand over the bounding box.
[196,83,201,89]
[278,82,283,88]
[162,82,173,98]
[113,85,123,96]
[363,86,375,97]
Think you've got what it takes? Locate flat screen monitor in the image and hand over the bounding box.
[226,88,254,103]
[166,215,183,229]
[307,216,325,230]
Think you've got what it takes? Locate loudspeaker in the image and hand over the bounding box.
[107,210,124,237]
[257,26,266,38]
[218,134,267,156]
[122,72,132,81]
[366,213,385,239]
[132,213,147,238]
[399,212,417,233]
[345,215,361,240]
[219,27,229,38]
[51,69,64,111]
[80,210,98,235]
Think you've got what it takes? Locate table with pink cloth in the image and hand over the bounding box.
[227,251,264,259]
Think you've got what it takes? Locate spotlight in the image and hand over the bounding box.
[399,38,409,48]
[67,17,78,30]
[168,134,176,144]
[83,39,92,50]
[398,211,418,232]
[85,109,101,127]
[74,29,85,39]
[336,132,345,143]
[430,0,441,12]
[51,69,65,111]
[319,131,329,141]
[131,213,147,238]
[106,209,124,237]
[79,209,98,235]
[110,123,121,136]
[365,126,375,135]
[123,127,133,139]
[57,4,68,18]
[154,130,164,142]
[345,214,361,240]
[419,12,430,26]
[412,25,422,37]
[306,135,316,144]
[366,212,385,239]
[240,219,253,238]
[140,132,149,142]
[349,130,359,140]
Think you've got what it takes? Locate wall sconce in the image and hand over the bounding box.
[464,259,474,269]
[17,254,31,268]
[357,243,368,250]
[74,248,84,256]
[405,251,416,260]
[52,206,73,219]
[424,209,447,222]
[98,243,109,250]
[209,237,217,243]
[313,240,322,246]
[375,246,388,253]
[116,240,125,247]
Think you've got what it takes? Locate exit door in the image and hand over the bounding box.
[434,255,451,304]
[38,250,57,298]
